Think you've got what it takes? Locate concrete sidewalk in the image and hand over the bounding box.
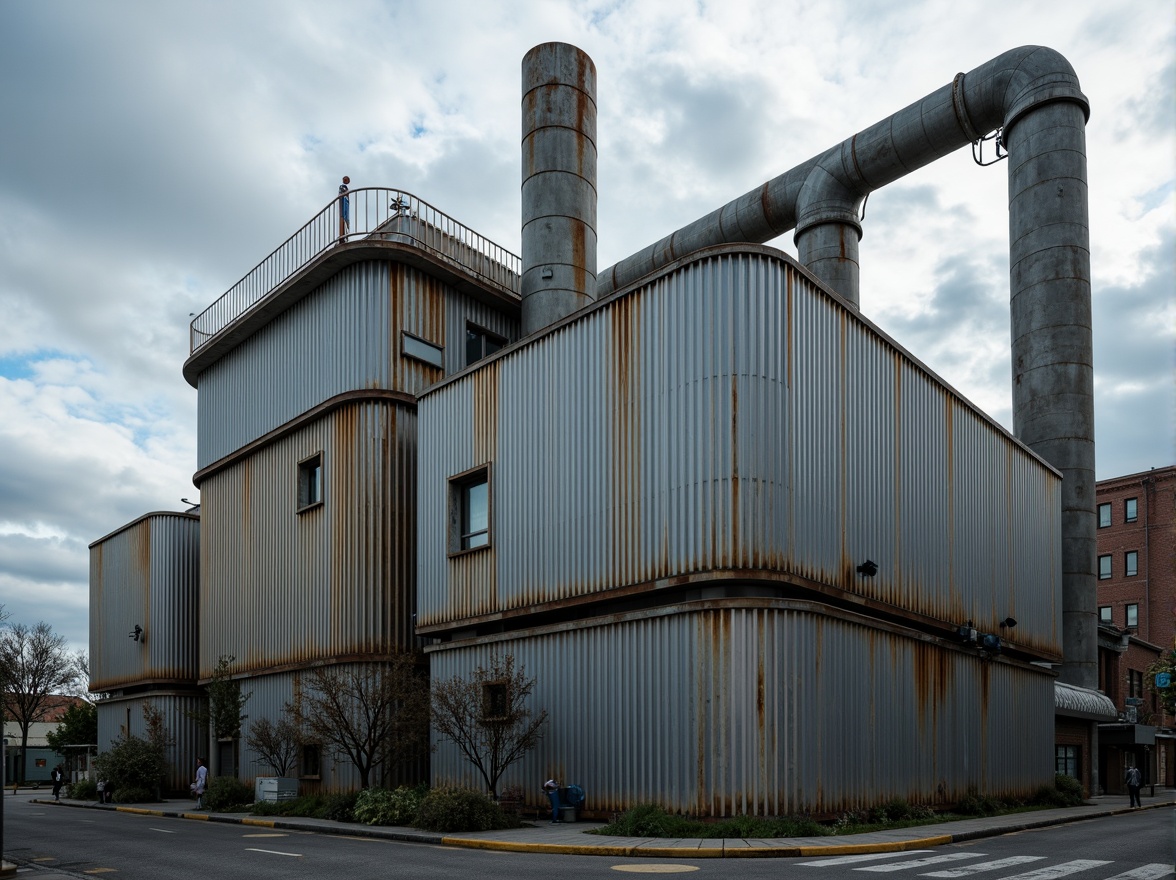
[7,788,1174,875]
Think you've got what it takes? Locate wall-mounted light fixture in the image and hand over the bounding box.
[129,624,143,642]
[856,559,878,577]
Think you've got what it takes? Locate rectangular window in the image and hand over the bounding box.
[1098,502,1112,528]
[1055,745,1079,780]
[1098,606,1112,624]
[299,744,321,778]
[1098,554,1112,579]
[482,681,509,721]
[1125,497,1137,522]
[1126,603,1138,628]
[449,465,490,552]
[1128,669,1143,699]
[465,323,506,366]
[1125,550,1138,577]
[402,332,444,369]
[297,453,324,511]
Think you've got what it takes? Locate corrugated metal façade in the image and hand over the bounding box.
[195,259,518,469]
[96,692,204,794]
[416,244,1061,655]
[199,398,418,679]
[428,604,1055,816]
[89,512,200,691]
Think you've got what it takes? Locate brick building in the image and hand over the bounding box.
[1094,465,1175,791]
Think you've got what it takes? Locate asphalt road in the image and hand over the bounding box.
[4,794,1174,880]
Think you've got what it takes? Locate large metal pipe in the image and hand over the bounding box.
[521,42,598,335]
[600,46,1095,688]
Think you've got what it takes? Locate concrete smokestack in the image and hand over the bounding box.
[521,42,597,335]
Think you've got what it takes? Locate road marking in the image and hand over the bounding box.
[992,861,1113,880]
[859,854,987,872]
[242,833,289,838]
[802,852,936,866]
[611,867,700,874]
[33,857,57,862]
[1103,867,1176,880]
[924,857,1048,877]
[246,847,303,858]
[83,870,117,875]
[149,827,176,834]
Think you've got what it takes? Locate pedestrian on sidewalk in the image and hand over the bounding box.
[51,765,64,801]
[192,757,208,810]
[1125,764,1142,808]
[543,777,561,824]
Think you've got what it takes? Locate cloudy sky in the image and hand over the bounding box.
[1,0,1172,652]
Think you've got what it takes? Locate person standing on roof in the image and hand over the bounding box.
[338,176,351,241]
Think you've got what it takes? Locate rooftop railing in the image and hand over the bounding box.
[190,188,521,353]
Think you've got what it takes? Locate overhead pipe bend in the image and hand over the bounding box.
[598,46,1097,690]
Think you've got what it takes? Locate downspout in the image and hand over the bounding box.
[599,46,1095,688]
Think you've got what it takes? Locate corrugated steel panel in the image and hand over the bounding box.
[417,247,1062,651]
[96,692,204,793]
[427,605,1055,816]
[89,514,200,691]
[200,400,416,677]
[196,259,518,469]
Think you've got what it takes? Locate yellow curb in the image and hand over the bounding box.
[726,847,804,858]
[181,812,209,821]
[441,838,636,857]
[115,807,163,817]
[795,836,953,856]
[631,846,724,858]
[242,818,276,828]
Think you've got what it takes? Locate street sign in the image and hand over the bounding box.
[1156,672,1172,688]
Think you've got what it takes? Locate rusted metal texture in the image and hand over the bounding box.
[521,42,598,334]
[200,400,417,677]
[97,693,204,792]
[89,513,200,691]
[196,259,517,469]
[428,605,1055,816]
[416,245,1061,654]
[191,189,520,353]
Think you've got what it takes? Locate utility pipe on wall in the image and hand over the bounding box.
[599,46,1095,689]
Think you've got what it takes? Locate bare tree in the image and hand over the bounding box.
[431,654,547,799]
[245,713,301,777]
[291,655,429,789]
[0,621,79,782]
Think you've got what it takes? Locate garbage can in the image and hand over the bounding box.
[560,805,576,822]
[559,784,585,823]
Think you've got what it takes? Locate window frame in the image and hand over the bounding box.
[1125,497,1138,523]
[1097,502,1112,528]
[464,322,507,367]
[402,331,445,369]
[1097,554,1112,580]
[299,743,321,779]
[1055,744,1079,780]
[481,680,510,723]
[297,452,324,513]
[1098,606,1112,624]
[1125,550,1138,577]
[448,463,492,556]
[1126,603,1139,628]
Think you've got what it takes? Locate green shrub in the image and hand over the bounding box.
[1032,773,1084,808]
[203,776,254,811]
[413,786,514,832]
[93,737,168,799]
[597,804,828,840]
[113,785,153,803]
[355,785,428,826]
[318,791,359,822]
[68,779,98,801]
[606,803,691,837]
[955,789,1003,816]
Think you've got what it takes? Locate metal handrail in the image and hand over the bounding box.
[190,188,521,353]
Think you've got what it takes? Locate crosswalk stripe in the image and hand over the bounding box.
[923,856,1049,877]
[859,854,989,872]
[988,860,1113,880]
[799,852,936,866]
[1102,866,1175,880]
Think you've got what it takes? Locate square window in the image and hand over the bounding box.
[403,332,444,369]
[1098,554,1111,579]
[1126,604,1138,628]
[465,323,506,367]
[1098,606,1112,624]
[1125,497,1138,522]
[1097,503,1111,528]
[1125,550,1138,577]
[449,466,490,552]
[298,453,324,511]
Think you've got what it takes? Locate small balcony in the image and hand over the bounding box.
[189,188,521,353]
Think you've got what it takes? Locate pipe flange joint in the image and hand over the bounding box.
[951,72,983,143]
[793,206,863,244]
[1003,82,1090,138]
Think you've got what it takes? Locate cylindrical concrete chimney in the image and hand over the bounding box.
[521,42,597,335]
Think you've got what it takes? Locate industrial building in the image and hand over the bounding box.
[90,42,1113,814]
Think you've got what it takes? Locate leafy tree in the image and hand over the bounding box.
[0,621,79,782]
[190,655,251,740]
[93,702,173,800]
[1145,649,1176,717]
[291,655,429,789]
[430,654,547,799]
[46,699,99,758]
[245,713,301,776]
